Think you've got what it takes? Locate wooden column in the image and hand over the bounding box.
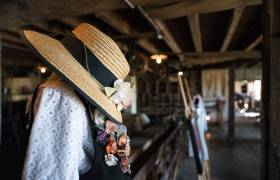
[227,66,235,146]
[262,0,280,179]
[0,37,2,146]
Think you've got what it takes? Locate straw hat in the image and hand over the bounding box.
[21,23,131,124]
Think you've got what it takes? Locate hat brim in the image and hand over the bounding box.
[20,30,122,124]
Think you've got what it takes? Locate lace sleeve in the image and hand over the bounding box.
[22,86,94,180]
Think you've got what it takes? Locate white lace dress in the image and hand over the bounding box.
[22,80,94,180]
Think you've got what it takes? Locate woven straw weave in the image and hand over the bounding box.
[72,23,130,80]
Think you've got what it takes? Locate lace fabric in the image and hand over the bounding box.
[22,81,94,180]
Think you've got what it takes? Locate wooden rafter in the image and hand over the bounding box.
[112,32,156,40]
[2,40,30,53]
[0,0,126,23]
[146,0,262,20]
[61,17,82,28]
[62,14,159,55]
[221,6,244,52]
[38,21,68,34]
[137,39,158,54]
[245,35,263,51]
[166,50,260,59]
[178,35,263,66]
[169,50,261,66]
[236,35,263,68]
[182,58,260,70]
[154,20,184,60]
[0,31,25,45]
[34,3,185,63]
[0,0,190,23]
[183,56,259,66]
[187,13,202,52]
[2,50,39,67]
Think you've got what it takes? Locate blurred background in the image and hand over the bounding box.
[0,0,278,180]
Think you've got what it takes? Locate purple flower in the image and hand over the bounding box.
[97,130,108,144]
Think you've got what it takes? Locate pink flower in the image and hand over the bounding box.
[122,100,132,109]
[118,133,127,146]
[105,120,118,134]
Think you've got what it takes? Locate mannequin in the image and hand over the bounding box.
[21,23,134,180]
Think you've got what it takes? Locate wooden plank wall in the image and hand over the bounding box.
[137,76,184,118]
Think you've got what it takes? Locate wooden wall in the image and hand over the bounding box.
[137,75,183,118]
[137,70,202,118]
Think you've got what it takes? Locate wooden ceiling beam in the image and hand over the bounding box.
[60,17,82,28]
[2,50,39,67]
[245,35,263,51]
[166,50,260,59]
[112,32,156,40]
[237,35,263,68]
[190,35,263,67]
[0,1,126,22]
[0,31,25,45]
[61,17,157,40]
[187,13,203,52]
[0,0,127,33]
[169,50,260,66]
[182,58,260,70]
[0,0,186,31]
[154,20,184,60]
[183,56,259,66]
[130,0,186,8]
[221,6,244,52]
[33,21,72,35]
[0,0,188,21]
[2,40,30,53]
[146,0,262,20]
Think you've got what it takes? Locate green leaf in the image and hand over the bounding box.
[104,87,117,97]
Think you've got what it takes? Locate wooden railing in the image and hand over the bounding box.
[131,121,187,180]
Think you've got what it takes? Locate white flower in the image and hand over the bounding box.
[110,79,135,111]
[105,154,118,166]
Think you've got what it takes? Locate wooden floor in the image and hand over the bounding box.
[176,117,261,180]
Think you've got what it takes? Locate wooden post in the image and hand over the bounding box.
[183,77,194,110]
[0,37,2,146]
[262,0,280,179]
[227,66,235,146]
[177,73,190,117]
[156,80,160,118]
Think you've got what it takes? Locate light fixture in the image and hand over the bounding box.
[38,66,47,74]
[40,67,47,74]
[150,54,167,64]
[178,71,183,76]
[156,57,162,64]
